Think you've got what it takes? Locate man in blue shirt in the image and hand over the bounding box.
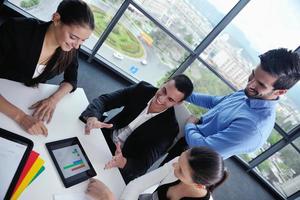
[163,48,300,161]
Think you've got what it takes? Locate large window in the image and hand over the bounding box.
[134,0,238,49]
[97,7,189,85]
[256,144,300,197]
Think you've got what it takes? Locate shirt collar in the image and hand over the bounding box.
[240,90,279,109]
[146,98,167,114]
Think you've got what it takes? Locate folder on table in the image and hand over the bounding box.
[13,151,39,193]
[11,156,45,200]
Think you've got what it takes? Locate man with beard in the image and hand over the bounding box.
[163,48,300,162]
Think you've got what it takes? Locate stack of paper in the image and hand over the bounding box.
[11,151,45,200]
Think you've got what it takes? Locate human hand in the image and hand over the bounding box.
[186,115,200,124]
[29,97,57,123]
[104,143,127,169]
[86,178,115,200]
[16,113,48,136]
[85,117,113,134]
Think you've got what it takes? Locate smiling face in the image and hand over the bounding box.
[150,80,185,112]
[173,151,195,185]
[244,65,286,100]
[52,13,93,51]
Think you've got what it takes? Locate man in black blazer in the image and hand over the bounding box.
[80,74,193,183]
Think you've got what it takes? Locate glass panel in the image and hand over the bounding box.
[277,84,300,133]
[292,137,300,149]
[85,0,125,49]
[97,8,189,86]
[240,129,283,162]
[200,0,300,133]
[255,145,300,197]
[183,59,233,116]
[7,0,125,50]
[134,0,238,49]
[8,0,61,20]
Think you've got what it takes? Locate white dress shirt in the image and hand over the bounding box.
[32,64,46,78]
[120,157,179,200]
[112,99,165,148]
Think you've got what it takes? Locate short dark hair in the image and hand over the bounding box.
[170,74,193,100]
[259,48,300,90]
[188,147,228,192]
[57,0,95,30]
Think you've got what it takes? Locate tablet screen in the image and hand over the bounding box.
[52,144,90,179]
[46,137,96,188]
[0,137,27,199]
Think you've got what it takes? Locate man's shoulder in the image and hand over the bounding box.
[136,81,156,88]
[133,81,157,93]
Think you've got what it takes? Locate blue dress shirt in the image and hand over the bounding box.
[185,90,278,159]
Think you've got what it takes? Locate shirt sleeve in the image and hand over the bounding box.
[120,158,175,200]
[79,83,138,122]
[61,51,79,92]
[184,117,260,159]
[186,92,225,109]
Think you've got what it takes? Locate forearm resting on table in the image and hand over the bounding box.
[0,95,26,123]
[48,82,73,104]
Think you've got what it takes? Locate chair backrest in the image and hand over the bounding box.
[173,104,192,145]
[146,104,191,172]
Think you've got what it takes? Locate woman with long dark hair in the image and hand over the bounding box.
[86,147,228,200]
[0,0,94,136]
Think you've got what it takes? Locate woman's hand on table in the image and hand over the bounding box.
[16,112,48,136]
[30,97,57,124]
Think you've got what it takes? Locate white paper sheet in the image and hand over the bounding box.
[53,192,90,200]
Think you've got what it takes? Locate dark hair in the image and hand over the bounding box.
[57,0,95,30]
[188,147,228,192]
[259,48,300,90]
[170,74,193,100]
[27,0,94,86]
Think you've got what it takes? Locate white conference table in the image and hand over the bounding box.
[0,78,126,200]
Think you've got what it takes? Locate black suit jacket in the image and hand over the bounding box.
[80,81,179,182]
[0,17,78,90]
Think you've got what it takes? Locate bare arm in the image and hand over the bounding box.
[30,82,73,123]
[0,95,48,136]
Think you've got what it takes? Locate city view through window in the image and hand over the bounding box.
[7,0,300,197]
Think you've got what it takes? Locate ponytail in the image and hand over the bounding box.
[188,147,229,194]
[207,169,229,192]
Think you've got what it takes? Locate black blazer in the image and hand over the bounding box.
[0,17,78,90]
[80,81,179,182]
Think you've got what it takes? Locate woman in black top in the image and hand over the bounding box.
[86,147,228,200]
[0,0,94,135]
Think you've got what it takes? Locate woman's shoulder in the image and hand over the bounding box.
[5,17,46,30]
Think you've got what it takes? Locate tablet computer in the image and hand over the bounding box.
[46,137,97,188]
[0,128,33,200]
